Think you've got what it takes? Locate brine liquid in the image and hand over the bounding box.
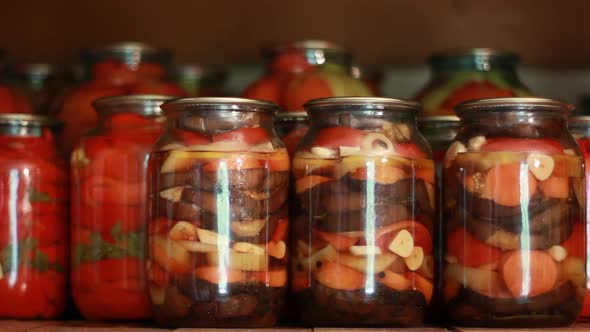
[444,151,584,327]
[292,153,435,326]
[147,149,289,328]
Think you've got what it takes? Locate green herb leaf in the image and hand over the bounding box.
[73,222,145,266]
[28,186,55,203]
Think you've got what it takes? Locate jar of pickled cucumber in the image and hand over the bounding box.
[443,98,584,327]
[242,40,372,112]
[70,94,173,320]
[414,49,531,117]
[292,97,435,326]
[147,97,289,328]
[567,116,590,321]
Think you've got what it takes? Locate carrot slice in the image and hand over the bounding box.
[484,163,537,206]
[194,266,247,284]
[271,219,289,242]
[254,269,287,287]
[350,164,407,185]
[378,270,411,291]
[539,176,570,199]
[447,227,503,267]
[408,272,434,304]
[295,175,332,194]
[317,231,359,251]
[315,261,365,290]
[500,250,557,298]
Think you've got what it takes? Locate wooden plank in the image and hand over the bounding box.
[0,0,588,65]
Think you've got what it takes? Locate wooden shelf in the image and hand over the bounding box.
[2,322,590,332]
[1,0,590,66]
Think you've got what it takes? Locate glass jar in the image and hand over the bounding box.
[56,42,186,155]
[275,112,309,156]
[414,49,531,117]
[172,64,227,97]
[147,97,289,328]
[0,114,67,318]
[292,97,435,326]
[242,40,372,112]
[418,115,460,322]
[0,51,33,114]
[70,94,172,320]
[351,65,384,96]
[10,63,63,115]
[567,116,590,321]
[443,98,584,327]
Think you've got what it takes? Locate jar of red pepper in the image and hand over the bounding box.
[242,40,372,112]
[567,116,590,321]
[70,94,173,320]
[0,114,67,318]
[56,42,186,155]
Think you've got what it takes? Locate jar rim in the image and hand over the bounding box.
[262,40,349,56]
[161,97,280,114]
[304,97,420,113]
[455,98,573,117]
[430,48,519,71]
[15,63,56,76]
[275,111,308,122]
[569,115,590,124]
[92,94,174,116]
[0,114,61,129]
[82,41,172,65]
[418,115,460,123]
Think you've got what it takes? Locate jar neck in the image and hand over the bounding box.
[309,110,415,129]
[0,123,52,138]
[169,110,274,134]
[267,50,351,74]
[461,111,567,137]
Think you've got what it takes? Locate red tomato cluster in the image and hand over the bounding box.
[57,60,185,155]
[70,112,165,320]
[0,129,67,318]
[0,85,32,114]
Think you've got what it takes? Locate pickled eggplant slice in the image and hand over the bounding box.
[199,213,281,243]
[454,151,525,173]
[314,204,412,233]
[188,167,266,192]
[461,191,545,219]
[158,197,200,221]
[158,171,190,190]
[343,178,433,213]
[449,281,578,316]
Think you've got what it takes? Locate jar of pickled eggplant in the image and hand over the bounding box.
[0,114,67,318]
[444,98,585,327]
[147,97,289,328]
[414,49,531,117]
[56,42,186,155]
[275,112,309,156]
[242,40,372,111]
[567,116,590,321]
[292,97,435,326]
[70,94,173,320]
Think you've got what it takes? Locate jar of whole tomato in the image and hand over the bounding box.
[147,97,289,328]
[292,97,435,326]
[242,40,372,111]
[70,94,173,320]
[275,112,309,156]
[0,114,67,318]
[10,63,63,115]
[172,64,227,97]
[414,49,531,117]
[567,116,590,321]
[56,42,186,155]
[444,98,584,327]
